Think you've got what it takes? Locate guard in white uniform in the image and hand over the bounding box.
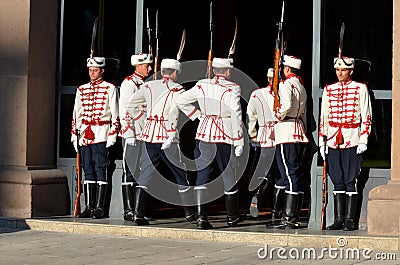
[319,56,372,231]
[71,57,120,219]
[125,58,193,225]
[247,68,285,220]
[273,55,309,229]
[119,53,153,221]
[175,58,245,229]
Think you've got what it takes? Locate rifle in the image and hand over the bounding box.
[73,16,98,217]
[206,1,214,78]
[153,10,160,80]
[272,1,285,112]
[73,117,83,218]
[321,135,328,230]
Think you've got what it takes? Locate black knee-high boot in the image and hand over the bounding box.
[226,192,244,226]
[179,189,196,223]
[327,193,345,230]
[272,193,301,229]
[343,194,358,231]
[122,184,135,221]
[77,182,96,218]
[271,187,285,220]
[93,183,108,219]
[195,188,213,229]
[133,187,149,225]
[295,193,304,218]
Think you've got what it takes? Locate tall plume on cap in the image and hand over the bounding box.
[176,29,186,61]
[90,16,99,58]
[228,17,238,58]
[338,22,345,58]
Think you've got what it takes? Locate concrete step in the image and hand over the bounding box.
[0,215,397,252]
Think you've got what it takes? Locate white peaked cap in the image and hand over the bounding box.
[212,58,234,68]
[334,57,355,69]
[161,59,182,73]
[87,57,105,67]
[282,55,302,69]
[267,68,274,78]
[131,53,153,66]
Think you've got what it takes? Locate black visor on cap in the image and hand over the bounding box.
[138,54,153,62]
[334,57,353,67]
[87,58,104,65]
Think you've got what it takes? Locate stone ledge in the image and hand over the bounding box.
[369,180,400,200]
[0,168,68,218]
[0,168,67,185]
[0,217,398,252]
[368,180,400,235]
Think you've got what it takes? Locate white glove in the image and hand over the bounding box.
[356,144,367,154]
[106,140,115,148]
[126,138,136,146]
[320,146,328,161]
[72,140,78,153]
[235,145,244,157]
[161,136,174,150]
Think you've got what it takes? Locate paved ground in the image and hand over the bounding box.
[1,227,399,265]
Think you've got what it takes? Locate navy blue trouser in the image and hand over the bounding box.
[252,147,284,187]
[275,143,305,194]
[80,142,108,182]
[269,156,285,187]
[194,141,238,193]
[327,147,361,192]
[121,138,141,185]
[136,142,189,190]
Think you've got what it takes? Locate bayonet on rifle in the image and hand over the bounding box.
[207,2,214,78]
[155,10,159,55]
[146,8,153,57]
[154,10,160,79]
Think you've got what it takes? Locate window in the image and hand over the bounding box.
[59,0,138,158]
[321,0,392,90]
[319,0,392,168]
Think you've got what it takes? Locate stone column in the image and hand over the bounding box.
[0,0,68,218]
[367,1,400,235]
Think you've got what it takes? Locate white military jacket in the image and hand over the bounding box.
[125,77,184,144]
[274,73,308,145]
[247,85,276,147]
[71,78,120,146]
[175,75,244,147]
[119,72,146,140]
[319,79,372,149]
